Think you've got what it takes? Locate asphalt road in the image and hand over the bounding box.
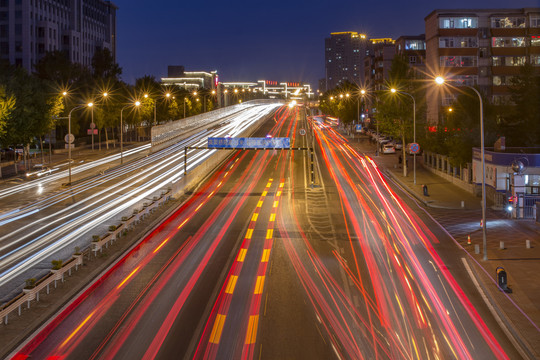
[10,111,519,359]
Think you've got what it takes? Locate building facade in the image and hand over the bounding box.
[364,38,395,91]
[324,31,368,91]
[0,0,117,71]
[395,34,426,75]
[425,8,540,124]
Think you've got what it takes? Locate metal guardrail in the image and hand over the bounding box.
[0,190,172,325]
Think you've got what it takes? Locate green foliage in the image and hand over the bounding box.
[25,278,36,289]
[51,260,63,270]
[319,81,360,124]
[0,86,15,139]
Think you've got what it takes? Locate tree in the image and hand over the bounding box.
[506,64,540,146]
[91,47,122,81]
[0,85,15,140]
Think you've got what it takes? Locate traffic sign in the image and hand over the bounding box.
[355,124,362,133]
[409,142,420,154]
[299,129,306,136]
[87,129,98,135]
[64,133,75,144]
[90,122,96,129]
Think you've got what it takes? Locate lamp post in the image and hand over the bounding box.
[359,89,366,124]
[391,88,416,183]
[120,101,141,165]
[436,76,487,261]
[67,103,92,184]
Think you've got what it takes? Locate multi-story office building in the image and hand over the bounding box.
[324,31,369,91]
[0,0,117,71]
[425,8,540,124]
[395,34,426,75]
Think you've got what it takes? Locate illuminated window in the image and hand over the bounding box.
[491,17,526,28]
[440,17,478,29]
[492,56,526,66]
[492,75,514,86]
[440,56,477,67]
[439,37,478,48]
[492,37,525,47]
[531,55,540,65]
[404,40,425,50]
[531,16,540,28]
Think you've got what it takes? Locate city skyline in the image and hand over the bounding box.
[116,0,540,88]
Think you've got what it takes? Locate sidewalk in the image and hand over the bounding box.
[346,133,540,358]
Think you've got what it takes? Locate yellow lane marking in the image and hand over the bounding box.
[269,213,276,222]
[257,201,263,208]
[237,248,248,262]
[246,229,253,240]
[273,201,279,208]
[117,266,140,290]
[266,182,272,187]
[209,314,227,344]
[251,213,258,222]
[254,276,265,294]
[261,249,271,263]
[226,275,238,294]
[153,237,170,253]
[262,191,267,197]
[245,315,259,344]
[276,191,282,197]
[266,229,273,239]
[279,182,284,188]
[60,311,95,349]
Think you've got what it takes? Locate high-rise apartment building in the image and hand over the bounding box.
[0,0,117,71]
[324,31,368,91]
[425,8,540,124]
[395,35,426,75]
[364,38,395,91]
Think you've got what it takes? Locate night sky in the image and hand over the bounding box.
[116,0,540,89]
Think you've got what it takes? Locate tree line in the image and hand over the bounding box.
[319,55,540,166]
[0,49,214,163]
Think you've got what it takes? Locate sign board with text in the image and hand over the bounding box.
[208,137,290,149]
[355,124,362,133]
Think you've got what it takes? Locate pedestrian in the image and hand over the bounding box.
[398,155,402,164]
[422,184,429,196]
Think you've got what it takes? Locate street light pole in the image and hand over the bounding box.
[120,101,141,165]
[392,89,416,184]
[436,77,487,261]
[67,104,91,184]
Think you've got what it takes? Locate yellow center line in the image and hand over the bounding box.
[177,217,190,230]
[257,200,263,208]
[117,266,140,290]
[225,275,239,294]
[251,213,258,222]
[209,314,227,344]
[261,249,271,263]
[237,248,248,262]
[245,315,259,344]
[266,229,273,239]
[276,191,282,197]
[245,228,254,240]
[262,190,267,197]
[269,213,276,222]
[273,201,279,208]
[254,276,265,294]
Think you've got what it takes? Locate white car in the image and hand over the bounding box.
[382,144,396,154]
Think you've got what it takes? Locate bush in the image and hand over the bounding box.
[51,260,63,270]
[25,278,36,289]
[74,246,81,255]
[121,216,128,221]
[108,225,117,232]
[92,235,100,242]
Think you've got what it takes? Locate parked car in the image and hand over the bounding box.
[392,140,403,150]
[382,143,396,154]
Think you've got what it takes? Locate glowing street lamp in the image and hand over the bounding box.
[436,75,487,261]
[120,101,141,164]
[390,87,416,182]
[67,102,93,184]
